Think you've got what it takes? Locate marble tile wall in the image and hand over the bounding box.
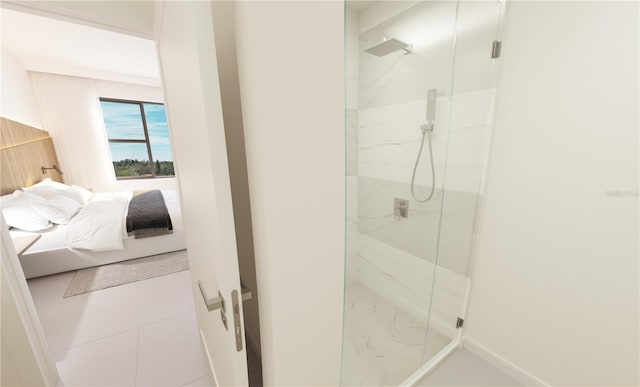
[357,89,494,277]
[345,8,359,283]
[344,0,500,347]
[351,233,467,334]
[358,90,495,194]
[358,176,480,276]
[358,1,458,110]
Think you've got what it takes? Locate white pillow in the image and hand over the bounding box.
[1,193,50,231]
[31,195,82,225]
[24,178,70,191]
[67,186,93,204]
[24,184,93,205]
[19,186,58,200]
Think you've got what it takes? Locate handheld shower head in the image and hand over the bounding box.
[426,88,437,122]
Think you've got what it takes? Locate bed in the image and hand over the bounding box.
[8,189,185,279]
[1,117,186,279]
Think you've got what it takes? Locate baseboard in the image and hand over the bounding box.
[462,337,549,386]
[401,338,460,386]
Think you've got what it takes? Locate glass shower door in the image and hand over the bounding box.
[341,1,504,385]
[342,1,459,385]
[421,0,504,366]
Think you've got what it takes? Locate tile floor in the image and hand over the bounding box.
[418,348,523,386]
[340,282,451,386]
[27,270,213,386]
[29,271,521,387]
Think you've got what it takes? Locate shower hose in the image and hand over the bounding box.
[410,124,436,202]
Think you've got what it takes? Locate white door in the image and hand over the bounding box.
[155,1,249,385]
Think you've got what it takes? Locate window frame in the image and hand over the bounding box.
[100,97,174,180]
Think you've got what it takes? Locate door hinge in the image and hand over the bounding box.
[491,40,502,59]
[456,317,465,329]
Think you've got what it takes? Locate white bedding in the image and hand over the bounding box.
[66,191,131,251]
[10,190,186,278]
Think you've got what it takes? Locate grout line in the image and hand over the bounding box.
[134,309,196,333]
[51,325,140,357]
[180,374,208,387]
[51,309,195,355]
[135,327,141,386]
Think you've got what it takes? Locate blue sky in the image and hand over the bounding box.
[101,101,174,162]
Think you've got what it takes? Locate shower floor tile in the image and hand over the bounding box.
[341,282,450,386]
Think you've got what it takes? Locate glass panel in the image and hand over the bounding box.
[143,103,175,176]
[341,0,504,384]
[341,1,458,385]
[108,142,152,177]
[100,101,146,140]
[423,0,503,361]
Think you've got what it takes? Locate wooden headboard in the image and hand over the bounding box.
[0,117,63,195]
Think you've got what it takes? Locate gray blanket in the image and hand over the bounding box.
[126,190,173,239]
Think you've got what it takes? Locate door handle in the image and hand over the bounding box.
[198,280,228,330]
[198,280,224,311]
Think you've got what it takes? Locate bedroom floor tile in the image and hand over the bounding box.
[34,304,63,337]
[54,329,138,387]
[136,311,208,386]
[29,269,212,387]
[46,270,195,352]
[27,271,75,309]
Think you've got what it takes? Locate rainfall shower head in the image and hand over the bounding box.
[364,37,412,57]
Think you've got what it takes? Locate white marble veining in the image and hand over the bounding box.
[359,2,458,110]
[341,282,451,386]
[357,176,479,276]
[355,90,496,277]
[346,175,359,283]
[347,109,359,176]
[346,8,360,110]
[358,90,495,193]
[352,233,468,331]
[343,1,502,384]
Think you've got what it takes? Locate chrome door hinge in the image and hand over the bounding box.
[491,40,502,59]
[456,317,465,329]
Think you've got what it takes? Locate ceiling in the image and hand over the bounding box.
[1,7,160,85]
[346,1,380,13]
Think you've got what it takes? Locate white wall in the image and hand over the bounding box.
[465,2,639,385]
[233,2,345,385]
[0,48,42,128]
[29,72,177,192]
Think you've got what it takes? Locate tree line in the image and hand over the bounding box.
[113,159,175,177]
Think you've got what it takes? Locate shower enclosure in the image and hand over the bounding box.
[342,1,504,384]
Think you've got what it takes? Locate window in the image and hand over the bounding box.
[100,98,175,179]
